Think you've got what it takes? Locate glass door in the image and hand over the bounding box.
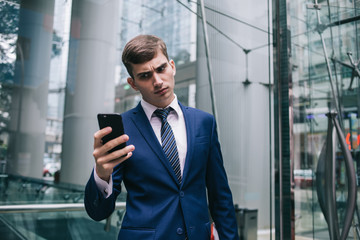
[288,0,360,239]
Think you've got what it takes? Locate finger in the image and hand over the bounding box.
[93,134,130,162]
[111,144,135,160]
[97,144,134,165]
[103,150,133,169]
[102,134,129,153]
[93,127,112,148]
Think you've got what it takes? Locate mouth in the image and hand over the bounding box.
[154,87,168,95]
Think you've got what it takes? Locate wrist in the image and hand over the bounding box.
[95,166,110,183]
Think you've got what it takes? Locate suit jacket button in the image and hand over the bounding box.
[177,228,183,235]
[180,191,184,197]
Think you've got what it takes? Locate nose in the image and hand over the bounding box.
[153,72,163,87]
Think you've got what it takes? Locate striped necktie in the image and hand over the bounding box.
[154,108,182,184]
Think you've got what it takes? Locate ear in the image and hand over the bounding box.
[127,77,138,91]
[169,59,176,76]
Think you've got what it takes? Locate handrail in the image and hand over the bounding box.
[0,202,126,214]
[4,174,85,192]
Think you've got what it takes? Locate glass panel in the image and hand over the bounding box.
[289,0,360,239]
[0,175,126,239]
[0,211,119,240]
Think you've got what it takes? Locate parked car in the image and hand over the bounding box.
[294,169,314,188]
[43,162,61,177]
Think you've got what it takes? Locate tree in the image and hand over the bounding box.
[0,0,20,135]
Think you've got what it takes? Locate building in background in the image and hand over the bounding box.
[116,0,197,114]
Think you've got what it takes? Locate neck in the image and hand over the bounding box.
[154,94,176,109]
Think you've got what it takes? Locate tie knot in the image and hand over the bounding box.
[154,107,171,121]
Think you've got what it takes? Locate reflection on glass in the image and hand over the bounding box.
[290,0,360,239]
[0,175,126,239]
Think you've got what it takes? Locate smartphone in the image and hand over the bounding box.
[97,113,126,153]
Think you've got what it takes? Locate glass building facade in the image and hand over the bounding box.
[274,0,360,239]
[286,0,360,239]
[0,0,360,239]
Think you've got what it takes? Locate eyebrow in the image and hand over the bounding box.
[135,62,168,78]
[156,63,167,70]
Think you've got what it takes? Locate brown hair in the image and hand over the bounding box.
[122,35,169,79]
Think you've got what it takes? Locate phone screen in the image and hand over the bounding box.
[97,113,126,153]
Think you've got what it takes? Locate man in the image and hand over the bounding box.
[85,34,239,240]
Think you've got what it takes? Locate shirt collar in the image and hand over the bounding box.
[141,94,181,121]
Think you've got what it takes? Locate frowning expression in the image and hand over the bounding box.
[127,49,176,108]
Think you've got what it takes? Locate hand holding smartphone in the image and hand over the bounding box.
[97,113,126,153]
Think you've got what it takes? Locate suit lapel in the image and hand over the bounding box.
[129,103,180,185]
[179,103,194,186]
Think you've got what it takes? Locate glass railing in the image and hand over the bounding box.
[0,174,126,240]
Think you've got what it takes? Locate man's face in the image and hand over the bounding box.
[127,49,176,108]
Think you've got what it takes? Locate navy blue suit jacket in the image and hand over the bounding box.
[85,102,239,240]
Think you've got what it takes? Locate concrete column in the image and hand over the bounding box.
[60,0,119,185]
[196,0,273,229]
[8,0,55,178]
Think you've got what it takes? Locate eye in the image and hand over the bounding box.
[156,64,166,73]
[139,72,151,79]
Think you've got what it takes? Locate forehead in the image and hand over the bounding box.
[131,50,168,74]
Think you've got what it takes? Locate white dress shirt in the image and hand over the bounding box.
[94,95,187,198]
